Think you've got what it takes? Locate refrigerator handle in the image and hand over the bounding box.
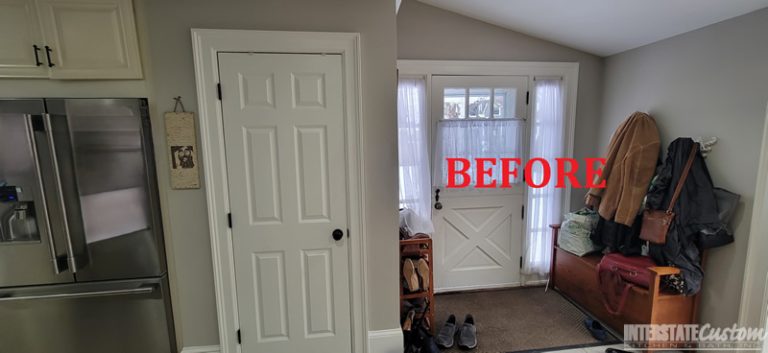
[43,113,78,273]
[26,115,65,275]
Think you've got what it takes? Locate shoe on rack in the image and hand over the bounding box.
[435,314,457,348]
[402,297,427,313]
[457,314,477,350]
[402,310,416,331]
[403,259,420,292]
[415,258,430,290]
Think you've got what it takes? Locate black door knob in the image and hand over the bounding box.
[332,229,344,241]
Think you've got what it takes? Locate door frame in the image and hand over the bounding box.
[738,101,768,334]
[191,29,367,353]
[398,60,579,285]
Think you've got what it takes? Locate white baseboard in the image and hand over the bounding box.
[523,279,549,286]
[181,345,220,353]
[368,328,403,353]
[180,330,402,353]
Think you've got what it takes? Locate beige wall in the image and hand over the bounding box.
[397,0,604,208]
[0,0,400,349]
[600,8,768,327]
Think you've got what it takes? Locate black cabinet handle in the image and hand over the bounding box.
[44,46,55,67]
[33,45,42,66]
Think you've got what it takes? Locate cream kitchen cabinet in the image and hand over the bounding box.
[0,0,142,79]
[0,0,48,77]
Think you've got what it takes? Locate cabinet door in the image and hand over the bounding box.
[36,0,142,79]
[0,0,48,78]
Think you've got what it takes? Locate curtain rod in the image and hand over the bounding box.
[438,118,526,123]
[533,76,563,81]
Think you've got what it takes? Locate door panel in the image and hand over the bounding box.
[0,0,48,77]
[434,195,524,291]
[0,100,73,287]
[45,99,166,281]
[218,53,351,353]
[430,75,528,291]
[36,0,142,79]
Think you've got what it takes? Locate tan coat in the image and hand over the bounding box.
[587,112,660,226]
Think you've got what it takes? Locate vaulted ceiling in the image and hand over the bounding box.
[417,0,768,56]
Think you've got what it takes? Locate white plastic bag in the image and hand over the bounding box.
[557,208,602,256]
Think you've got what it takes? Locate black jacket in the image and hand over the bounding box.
[646,138,736,294]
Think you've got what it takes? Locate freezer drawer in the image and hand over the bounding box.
[0,276,176,353]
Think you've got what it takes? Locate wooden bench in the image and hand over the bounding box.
[549,224,701,337]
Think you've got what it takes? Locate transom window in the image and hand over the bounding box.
[443,87,518,119]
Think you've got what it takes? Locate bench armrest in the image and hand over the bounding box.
[649,266,681,276]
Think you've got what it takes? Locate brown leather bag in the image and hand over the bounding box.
[639,143,699,244]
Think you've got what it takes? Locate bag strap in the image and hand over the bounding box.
[666,143,699,214]
[604,283,632,315]
[598,268,633,315]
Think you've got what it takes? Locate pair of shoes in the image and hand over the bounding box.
[584,317,607,341]
[435,314,477,350]
[403,258,430,292]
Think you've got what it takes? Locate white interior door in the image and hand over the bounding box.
[431,75,528,292]
[218,53,351,353]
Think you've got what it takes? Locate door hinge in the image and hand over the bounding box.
[227,213,232,228]
[237,329,241,344]
[217,83,222,100]
[519,256,523,268]
[521,205,525,219]
[526,91,530,105]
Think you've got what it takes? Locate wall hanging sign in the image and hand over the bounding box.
[165,96,200,189]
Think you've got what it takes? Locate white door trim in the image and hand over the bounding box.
[398,60,579,285]
[738,101,768,331]
[191,29,367,353]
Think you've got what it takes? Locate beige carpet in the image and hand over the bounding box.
[433,287,613,353]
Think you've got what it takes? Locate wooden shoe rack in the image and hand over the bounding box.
[399,237,435,332]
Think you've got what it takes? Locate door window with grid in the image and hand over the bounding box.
[432,76,529,189]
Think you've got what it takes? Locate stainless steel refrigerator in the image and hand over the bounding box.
[0,99,176,353]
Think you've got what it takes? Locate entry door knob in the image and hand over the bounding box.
[332,229,344,241]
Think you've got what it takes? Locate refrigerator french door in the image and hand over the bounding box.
[0,99,176,353]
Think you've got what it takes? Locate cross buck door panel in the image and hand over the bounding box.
[218,53,351,353]
[431,75,528,292]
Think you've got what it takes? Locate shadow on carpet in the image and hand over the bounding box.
[433,287,618,353]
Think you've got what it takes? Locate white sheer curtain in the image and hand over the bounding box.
[524,78,566,276]
[433,119,525,187]
[398,78,433,224]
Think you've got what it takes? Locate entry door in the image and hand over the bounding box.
[430,75,528,292]
[218,53,351,353]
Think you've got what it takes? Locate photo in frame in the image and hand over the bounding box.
[165,111,200,189]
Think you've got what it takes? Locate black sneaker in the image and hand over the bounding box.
[435,314,457,348]
[584,317,607,341]
[457,314,477,350]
